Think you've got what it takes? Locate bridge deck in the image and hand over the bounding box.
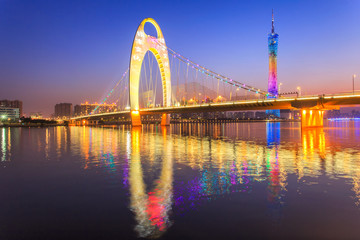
[71,93,360,120]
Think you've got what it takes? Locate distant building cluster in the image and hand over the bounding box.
[73,103,117,117]
[53,102,117,119]
[0,99,23,121]
[29,112,44,119]
[325,109,360,119]
[172,109,300,120]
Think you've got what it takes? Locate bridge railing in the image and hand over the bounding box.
[71,92,360,120]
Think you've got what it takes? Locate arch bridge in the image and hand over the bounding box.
[71,18,360,128]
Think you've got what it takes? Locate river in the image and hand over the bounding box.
[1,121,360,239]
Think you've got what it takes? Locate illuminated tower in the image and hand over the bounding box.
[268,10,278,97]
[267,10,280,118]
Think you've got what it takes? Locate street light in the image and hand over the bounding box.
[297,86,301,97]
[353,74,356,94]
[278,83,283,95]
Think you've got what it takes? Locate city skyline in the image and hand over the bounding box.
[2,2,360,239]
[0,0,360,116]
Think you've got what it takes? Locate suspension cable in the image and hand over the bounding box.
[155,40,272,97]
[91,68,129,115]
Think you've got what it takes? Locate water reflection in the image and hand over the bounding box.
[1,128,7,161]
[266,122,281,147]
[1,122,360,238]
[265,122,285,224]
[1,128,11,162]
[302,128,326,160]
[129,127,173,238]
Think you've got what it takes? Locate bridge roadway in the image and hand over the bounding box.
[72,93,360,122]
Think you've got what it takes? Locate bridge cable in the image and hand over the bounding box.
[155,40,272,97]
[90,68,129,115]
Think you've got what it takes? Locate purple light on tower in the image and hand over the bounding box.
[267,10,280,118]
[268,9,279,97]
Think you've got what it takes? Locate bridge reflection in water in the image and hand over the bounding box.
[4,122,360,237]
[129,127,173,238]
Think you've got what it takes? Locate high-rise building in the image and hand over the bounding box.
[0,107,20,121]
[54,103,73,119]
[73,102,117,116]
[0,100,23,117]
[267,10,280,118]
[74,104,82,117]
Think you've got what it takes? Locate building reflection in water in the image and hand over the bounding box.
[1,128,8,162]
[266,122,285,223]
[129,127,173,238]
[4,122,357,237]
[1,128,13,162]
[43,124,360,233]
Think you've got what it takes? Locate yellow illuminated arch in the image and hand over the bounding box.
[129,18,171,111]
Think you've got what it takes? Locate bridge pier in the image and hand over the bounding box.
[301,109,324,128]
[161,113,170,126]
[68,120,76,126]
[89,120,99,125]
[76,120,85,126]
[131,111,142,127]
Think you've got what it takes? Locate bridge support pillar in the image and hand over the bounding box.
[78,120,87,126]
[131,111,142,127]
[161,113,170,126]
[88,120,99,126]
[301,109,324,128]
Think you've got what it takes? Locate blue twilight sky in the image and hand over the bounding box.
[0,0,359,116]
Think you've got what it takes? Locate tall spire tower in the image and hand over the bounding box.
[268,9,279,97]
[267,9,280,118]
[272,9,275,33]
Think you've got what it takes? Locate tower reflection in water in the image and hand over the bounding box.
[17,122,359,238]
[129,127,173,238]
[266,122,285,222]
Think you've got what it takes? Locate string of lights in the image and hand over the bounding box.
[90,39,275,116]
[155,39,273,97]
[90,68,129,115]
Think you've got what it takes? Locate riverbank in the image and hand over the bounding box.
[0,123,67,127]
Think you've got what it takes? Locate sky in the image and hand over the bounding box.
[0,0,359,116]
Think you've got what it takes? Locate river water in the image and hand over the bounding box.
[1,121,360,239]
